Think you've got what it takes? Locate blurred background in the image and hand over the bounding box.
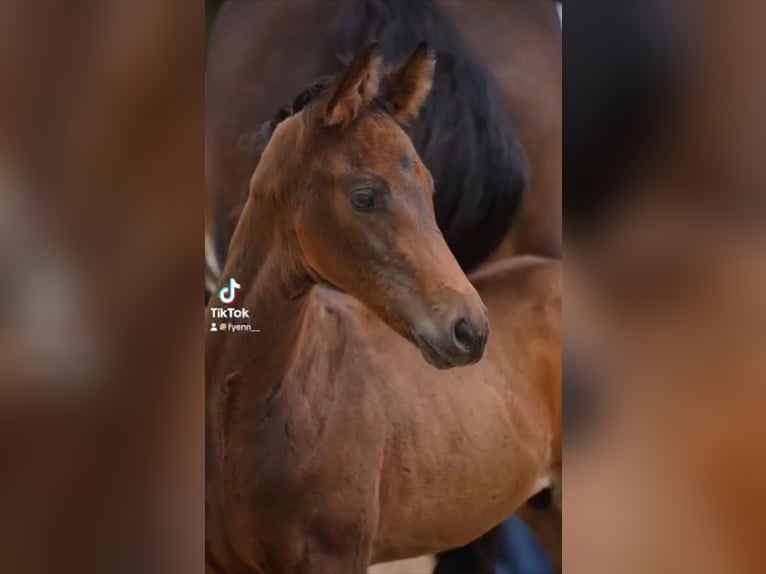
[564,1,766,573]
[0,0,204,572]
[2,0,766,573]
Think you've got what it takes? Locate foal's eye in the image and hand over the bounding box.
[350,188,376,211]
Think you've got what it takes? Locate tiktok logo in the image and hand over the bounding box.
[211,276,255,333]
[218,277,241,304]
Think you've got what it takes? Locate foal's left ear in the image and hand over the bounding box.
[323,42,382,127]
[385,41,436,124]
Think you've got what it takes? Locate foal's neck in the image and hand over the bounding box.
[206,193,316,497]
[221,195,313,381]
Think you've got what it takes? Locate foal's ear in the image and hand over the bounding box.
[323,42,382,127]
[385,41,436,123]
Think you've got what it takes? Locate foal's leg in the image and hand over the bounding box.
[294,544,371,574]
[296,554,369,574]
[293,518,375,574]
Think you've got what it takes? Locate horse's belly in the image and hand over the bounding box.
[369,376,547,563]
[371,462,538,563]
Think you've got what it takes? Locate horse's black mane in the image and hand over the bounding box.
[335,0,527,272]
[260,0,527,272]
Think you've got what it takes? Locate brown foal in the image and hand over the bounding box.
[206,43,561,574]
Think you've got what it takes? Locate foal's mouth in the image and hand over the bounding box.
[413,333,461,370]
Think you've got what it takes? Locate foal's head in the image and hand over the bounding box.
[253,42,488,368]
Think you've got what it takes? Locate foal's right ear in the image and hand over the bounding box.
[322,42,382,127]
[384,41,436,124]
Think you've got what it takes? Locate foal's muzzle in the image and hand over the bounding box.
[452,317,487,358]
[413,312,489,369]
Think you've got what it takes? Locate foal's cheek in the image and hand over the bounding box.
[296,200,351,283]
[363,218,396,257]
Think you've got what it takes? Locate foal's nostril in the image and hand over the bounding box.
[452,318,476,352]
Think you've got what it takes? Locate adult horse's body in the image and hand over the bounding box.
[205,0,561,271]
[205,45,561,573]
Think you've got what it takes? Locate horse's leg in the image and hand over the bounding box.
[432,525,502,574]
[516,491,562,574]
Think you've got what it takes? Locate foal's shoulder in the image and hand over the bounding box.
[307,285,372,330]
[307,285,401,348]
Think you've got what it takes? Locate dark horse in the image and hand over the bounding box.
[206,1,562,572]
